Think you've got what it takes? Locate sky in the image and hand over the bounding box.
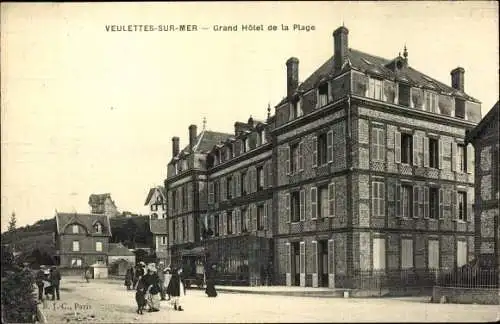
[1,2,498,232]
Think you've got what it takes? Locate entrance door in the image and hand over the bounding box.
[293,242,300,286]
[318,240,329,287]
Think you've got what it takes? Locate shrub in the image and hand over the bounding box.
[1,266,37,323]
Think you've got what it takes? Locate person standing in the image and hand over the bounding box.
[205,264,218,297]
[84,267,92,283]
[166,267,184,311]
[163,267,172,301]
[49,266,61,301]
[125,266,134,290]
[35,266,46,302]
[134,262,145,289]
[145,264,161,312]
[157,262,167,300]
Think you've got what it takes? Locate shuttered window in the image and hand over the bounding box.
[312,137,318,167]
[310,187,317,220]
[373,238,386,270]
[299,241,306,274]
[327,130,334,162]
[394,131,401,163]
[372,181,385,217]
[401,239,414,269]
[300,190,306,221]
[328,182,336,217]
[457,241,468,267]
[428,240,440,270]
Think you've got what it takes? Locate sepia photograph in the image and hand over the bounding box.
[1,1,499,323]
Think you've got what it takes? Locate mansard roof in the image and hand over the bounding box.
[277,48,480,106]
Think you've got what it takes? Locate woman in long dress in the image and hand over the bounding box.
[145,264,161,312]
[163,267,172,300]
[166,267,184,311]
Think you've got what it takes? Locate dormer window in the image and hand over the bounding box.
[226,145,233,160]
[261,129,267,144]
[93,222,103,233]
[72,225,79,234]
[242,137,249,153]
[289,98,302,120]
[214,151,219,165]
[424,91,439,113]
[174,162,178,175]
[368,77,384,100]
[398,83,411,107]
[317,83,329,107]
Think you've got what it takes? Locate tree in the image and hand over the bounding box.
[8,212,17,232]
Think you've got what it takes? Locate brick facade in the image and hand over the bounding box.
[164,26,485,289]
[466,101,499,285]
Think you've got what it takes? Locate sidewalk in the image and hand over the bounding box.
[204,285,348,298]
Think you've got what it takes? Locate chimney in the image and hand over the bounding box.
[286,57,299,98]
[189,124,197,151]
[333,26,349,70]
[172,137,179,157]
[451,67,465,92]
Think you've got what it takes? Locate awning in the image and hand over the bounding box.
[181,246,207,257]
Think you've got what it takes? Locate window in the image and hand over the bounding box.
[290,99,303,120]
[373,238,386,270]
[241,138,247,154]
[71,259,82,267]
[290,191,301,222]
[457,192,467,221]
[328,183,336,217]
[182,219,186,241]
[241,172,247,195]
[425,91,439,113]
[371,128,385,161]
[241,209,247,233]
[162,204,167,211]
[214,215,220,236]
[260,129,267,144]
[317,186,329,218]
[214,181,219,203]
[401,133,413,164]
[257,166,264,191]
[429,138,439,168]
[96,242,103,252]
[227,176,233,200]
[257,205,264,230]
[151,204,158,211]
[401,239,414,269]
[290,143,301,173]
[401,185,412,218]
[455,99,465,119]
[398,83,411,107]
[457,144,466,173]
[172,191,177,212]
[317,133,328,166]
[428,240,439,269]
[318,83,329,107]
[429,187,439,219]
[457,241,467,267]
[371,182,385,217]
[368,78,383,100]
[227,211,233,234]
[72,241,80,252]
[161,236,167,245]
[72,225,79,234]
[182,186,188,209]
[151,213,158,220]
[162,213,167,219]
[227,145,233,160]
[172,219,176,241]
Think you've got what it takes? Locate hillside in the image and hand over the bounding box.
[1,214,153,260]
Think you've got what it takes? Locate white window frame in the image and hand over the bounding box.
[368,78,384,100]
[72,240,80,252]
[71,258,82,267]
[424,91,439,113]
[72,225,79,234]
[371,128,385,161]
[371,181,385,217]
[96,241,103,252]
[372,238,386,270]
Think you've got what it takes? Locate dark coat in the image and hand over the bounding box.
[50,269,61,285]
[166,272,182,297]
[146,272,161,295]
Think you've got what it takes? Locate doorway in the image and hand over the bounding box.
[318,240,329,287]
[292,242,300,286]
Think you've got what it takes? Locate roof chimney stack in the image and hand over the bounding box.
[333,26,349,70]
[286,57,299,98]
[189,124,197,151]
[451,67,465,92]
[172,137,180,157]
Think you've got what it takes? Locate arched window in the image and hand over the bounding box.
[94,222,103,233]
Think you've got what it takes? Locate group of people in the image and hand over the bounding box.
[35,265,62,302]
[125,261,186,314]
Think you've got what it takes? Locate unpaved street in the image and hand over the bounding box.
[40,277,499,323]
